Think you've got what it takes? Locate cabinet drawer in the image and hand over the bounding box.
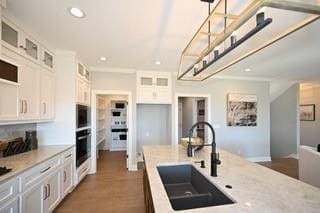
[21,156,61,190]
[61,148,74,163]
[0,178,19,207]
[76,159,90,184]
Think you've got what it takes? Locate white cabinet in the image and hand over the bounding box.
[40,69,55,120]
[18,58,40,120]
[77,62,90,82]
[1,18,39,64]
[62,161,73,197]
[0,197,19,213]
[45,172,61,213]
[0,48,21,121]
[76,158,90,184]
[1,19,19,54]
[136,71,172,104]
[21,171,61,213]
[0,80,19,121]
[21,183,44,213]
[19,148,74,213]
[76,77,90,106]
[0,15,56,124]
[40,47,54,72]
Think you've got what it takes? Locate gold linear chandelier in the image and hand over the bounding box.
[177,0,320,81]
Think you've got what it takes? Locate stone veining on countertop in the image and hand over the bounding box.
[143,145,320,213]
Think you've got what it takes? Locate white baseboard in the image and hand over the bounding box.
[246,156,271,162]
[129,164,138,171]
[284,153,299,159]
[109,148,126,151]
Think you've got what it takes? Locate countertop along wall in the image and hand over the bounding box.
[91,71,271,161]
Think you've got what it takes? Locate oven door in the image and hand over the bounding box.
[77,104,90,128]
[76,129,91,167]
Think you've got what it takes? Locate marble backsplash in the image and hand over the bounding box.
[0,123,37,141]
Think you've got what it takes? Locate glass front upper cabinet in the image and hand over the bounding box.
[43,51,53,69]
[25,38,38,60]
[140,77,153,86]
[156,78,168,86]
[1,21,18,48]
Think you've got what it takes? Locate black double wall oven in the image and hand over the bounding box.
[76,104,91,168]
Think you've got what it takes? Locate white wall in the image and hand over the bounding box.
[136,104,171,160]
[91,72,271,160]
[180,97,197,138]
[300,84,320,147]
[270,84,299,159]
[174,78,271,160]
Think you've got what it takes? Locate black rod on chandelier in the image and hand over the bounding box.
[192,17,272,77]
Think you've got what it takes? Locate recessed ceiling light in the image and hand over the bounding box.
[100,57,107,61]
[245,68,251,72]
[69,7,85,18]
[155,61,161,65]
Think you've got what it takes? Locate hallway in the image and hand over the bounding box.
[55,151,145,213]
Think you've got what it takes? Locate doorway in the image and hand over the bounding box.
[91,90,133,173]
[174,94,211,145]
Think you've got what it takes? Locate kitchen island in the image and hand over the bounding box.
[143,145,320,213]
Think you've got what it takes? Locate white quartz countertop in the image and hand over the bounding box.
[143,145,320,213]
[0,145,74,184]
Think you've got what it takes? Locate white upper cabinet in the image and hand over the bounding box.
[1,18,40,64]
[76,77,90,106]
[1,19,19,52]
[40,68,55,120]
[18,57,40,120]
[77,62,90,82]
[20,33,39,62]
[137,71,172,104]
[0,48,21,121]
[0,16,56,123]
[41,47,54,72]
[76,61,91,106]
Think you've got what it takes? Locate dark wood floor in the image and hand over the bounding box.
[55,151,145,213]
[258,158,299,179]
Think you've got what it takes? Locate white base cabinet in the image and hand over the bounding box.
[21,183,44,213]
[0,147,75,213]
[0,197,19,213]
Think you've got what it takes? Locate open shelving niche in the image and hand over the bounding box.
[110,100,128,151]
[96,97,107,158]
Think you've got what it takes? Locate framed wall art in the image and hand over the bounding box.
[227,94,257,127]
[300,104,315,121]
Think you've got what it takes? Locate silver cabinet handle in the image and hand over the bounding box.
[63,171,66,183]
[20,100,24,114]
[43,185,48,200]
[23,100,27,113]
[48,184,51,197]
[40,166,51,174]
[43,103,46,115]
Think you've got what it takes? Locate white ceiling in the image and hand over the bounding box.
[5,0,320,82]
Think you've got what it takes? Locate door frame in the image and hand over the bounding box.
[90,90,134,173]
[173,93,212,145]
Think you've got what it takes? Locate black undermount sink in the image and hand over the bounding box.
[157,164,235,211]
